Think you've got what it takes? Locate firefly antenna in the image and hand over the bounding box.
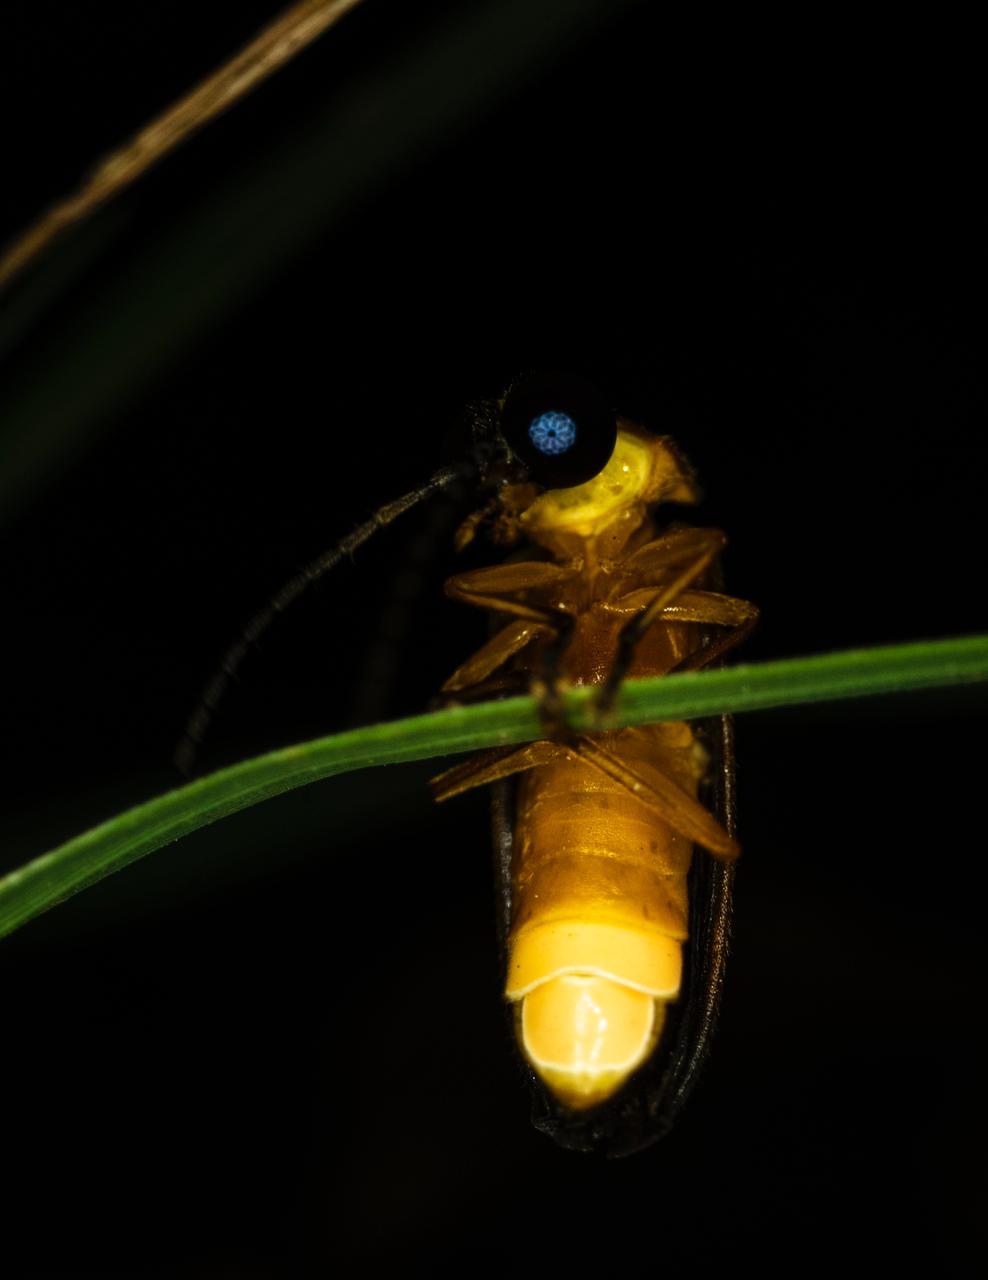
[175,463,469,776]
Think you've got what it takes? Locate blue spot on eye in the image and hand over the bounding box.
[528,411,577,456]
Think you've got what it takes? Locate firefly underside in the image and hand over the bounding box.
[433,421,757,1150]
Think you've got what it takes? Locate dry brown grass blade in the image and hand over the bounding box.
[0,0,365,291]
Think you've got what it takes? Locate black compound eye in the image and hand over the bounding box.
[499,372,618,489]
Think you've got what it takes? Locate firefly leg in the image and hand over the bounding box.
[610,527,728,588]
[595,537,730,712]
[606,587,759,661]
[442,618,551,693]
[572,735,739,860]
[666,592,760,672]
[434,672,530,709]
[444,560,576,628]
[431,729,739,860]
[526,615,579,732]
[592,586,759,718]
[431,740,569,802]
[443,560,578,725]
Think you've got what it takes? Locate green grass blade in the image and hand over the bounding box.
[600,633,988,724]
[2,634,987,940]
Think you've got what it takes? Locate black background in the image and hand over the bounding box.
[2,2,986,1274]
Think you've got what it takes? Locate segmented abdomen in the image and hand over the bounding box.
[506,721,702,1000]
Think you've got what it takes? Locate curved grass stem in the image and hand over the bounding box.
[2,633,987,940]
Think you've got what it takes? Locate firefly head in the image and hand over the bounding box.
[495,373,700,556]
